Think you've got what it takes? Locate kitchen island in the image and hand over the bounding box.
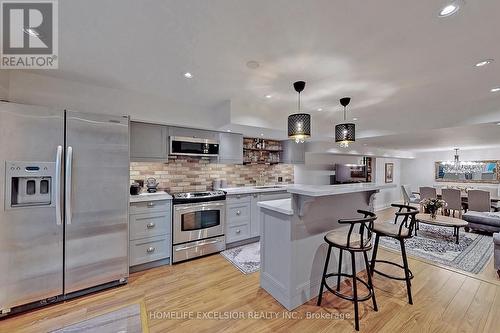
[257,183,396,310]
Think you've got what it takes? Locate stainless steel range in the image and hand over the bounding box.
[172,190,226,263]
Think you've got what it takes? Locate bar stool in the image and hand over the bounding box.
[317,210,378,331]
[370,204,418,304]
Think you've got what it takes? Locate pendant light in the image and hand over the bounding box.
[288,81,311,143]
[335,97,355,148]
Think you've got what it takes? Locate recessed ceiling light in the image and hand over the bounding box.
[246,60,260,69]
[438,1,461,17]
[265,94,272,99]
[317,108,323,111]
[226,129,232,132]
[475,59,494,67]
[183,72,193,79]
[491,87,500,93]
[352,117,358,121]
[260,133,264,136]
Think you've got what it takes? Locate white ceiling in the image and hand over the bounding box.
[29,0,500,151]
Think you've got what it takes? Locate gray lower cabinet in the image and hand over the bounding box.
[129,200,172,271]
[281,140,305,164]
[218,132,243,164]
[225,194,252,243]
[130,121,168,161]
[226,191,292,243]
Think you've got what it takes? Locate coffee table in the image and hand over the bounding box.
[416,213,469,244]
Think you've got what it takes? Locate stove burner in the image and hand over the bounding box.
[172,190,226,204]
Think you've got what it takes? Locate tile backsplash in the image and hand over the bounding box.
[130,156,294,193]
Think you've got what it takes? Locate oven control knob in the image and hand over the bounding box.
[146,247,156,253]
[236,210,241,215]
[236,229,241,234]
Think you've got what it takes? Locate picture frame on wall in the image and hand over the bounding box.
[385,163,394,183]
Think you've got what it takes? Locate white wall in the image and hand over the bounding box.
[373,157,401,211]
[401,147,500,195]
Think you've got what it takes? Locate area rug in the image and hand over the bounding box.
[221,241,260,274]
[378,224,493,274]
[51,303,143,333]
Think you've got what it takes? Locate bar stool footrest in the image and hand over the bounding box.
[323,273,373,302]
[370,260,414,281]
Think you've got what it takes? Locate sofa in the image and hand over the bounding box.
[494,233,500,278]
[462,211,500,233]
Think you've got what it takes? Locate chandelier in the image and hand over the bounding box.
[442,148,484,173]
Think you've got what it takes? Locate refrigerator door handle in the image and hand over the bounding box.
[65,146,73,225]
[55,145,63,226]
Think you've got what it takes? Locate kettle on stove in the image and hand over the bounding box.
[146,177,159,193]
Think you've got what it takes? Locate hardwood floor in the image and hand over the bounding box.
[1,208,499,333]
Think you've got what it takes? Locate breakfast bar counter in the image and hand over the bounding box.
[257,183,396,310]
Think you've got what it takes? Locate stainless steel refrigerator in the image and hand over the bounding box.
[0,102,129,316]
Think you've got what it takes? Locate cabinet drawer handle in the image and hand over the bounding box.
[236,195,241,199]
[236,229,241,234]
[147,202,155,207]
[146,222,156,229]
[146,247,156,253]
[236,210,241,216]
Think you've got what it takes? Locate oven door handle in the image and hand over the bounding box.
[174,202,225,211]
[174,239,220,252]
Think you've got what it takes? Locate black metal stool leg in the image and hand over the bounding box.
[351,251,359,331]
[363,250,378,311]
[370,233,380,276]
[317,244,332,306]
[336,249,343,291]
[400,239,413,305]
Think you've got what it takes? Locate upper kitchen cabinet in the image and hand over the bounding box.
[130,121,168,161]
[218,132,243,164]
[168,126,218,140]
[281,140,305,164]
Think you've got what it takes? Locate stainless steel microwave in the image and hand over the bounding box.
[169,136,219,157]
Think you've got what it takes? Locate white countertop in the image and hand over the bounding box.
[221,185,289,195]
[257,198,294,215]
[130,191,172,203]
[286,183,397,197]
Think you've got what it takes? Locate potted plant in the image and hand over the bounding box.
[421,198,447,219]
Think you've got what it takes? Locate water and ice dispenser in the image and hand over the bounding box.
[5,161,56,208]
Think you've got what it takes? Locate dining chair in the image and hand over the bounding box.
[401,185,420,206]
[419,187,437,200]
[468,190,492,212]
[441,188,463,218]
[419,187,437,213]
